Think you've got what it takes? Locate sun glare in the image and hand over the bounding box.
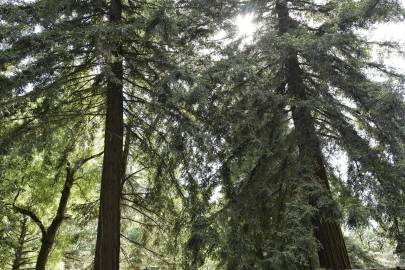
[235,13,257,37]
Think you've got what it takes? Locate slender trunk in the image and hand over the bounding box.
[12,217,28,270]
[187,180,203,270]
[275,1,351,269]
[121,124,131,188]
[94,1,123,269]
[35,166,75,270]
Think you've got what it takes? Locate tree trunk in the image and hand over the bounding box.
[94,0,123,269]
[35,165,75,270]
[275,1,351,269]
[290,93,351,270]
[35,237,53,270]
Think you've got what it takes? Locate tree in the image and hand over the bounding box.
[185,0,404,269]
[0,114,102,269]
[13,152,101,270]
[0,215,38,270]
[1,0,235,269]
[274,1,351,268]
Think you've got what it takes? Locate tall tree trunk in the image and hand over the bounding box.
[275,1,351,269]
[12,217,28,270]
[35,165,75,270]
[94,0,123,269]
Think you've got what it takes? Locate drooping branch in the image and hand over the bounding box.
[13,205,46,237]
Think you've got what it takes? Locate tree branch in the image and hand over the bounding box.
[73,151,104,171]
[13,205,46,236]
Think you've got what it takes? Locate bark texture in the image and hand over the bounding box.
[94,0,124,269]
[275,1,351,269]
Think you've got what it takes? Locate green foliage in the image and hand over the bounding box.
[346,228,402,268]
[0,0,404,269]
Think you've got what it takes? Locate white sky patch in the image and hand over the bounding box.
[34,24,43,33]
[211,29,227,42]
[210,185,222,203]
[365,0,405,73]
[328,148,349,182]
[22,83,34,95]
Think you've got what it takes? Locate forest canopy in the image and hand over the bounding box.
[0,0,404,270]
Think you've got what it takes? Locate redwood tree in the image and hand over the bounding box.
[193,0,404,269]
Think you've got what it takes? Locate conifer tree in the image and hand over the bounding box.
[1,0,235,269]
[191,0,404,269]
